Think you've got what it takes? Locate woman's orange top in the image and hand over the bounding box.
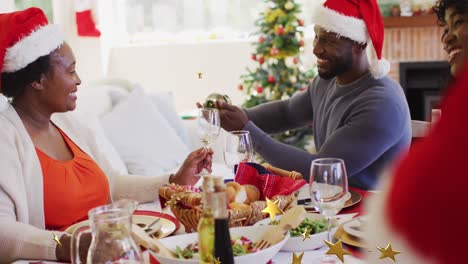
[36,128,110,230]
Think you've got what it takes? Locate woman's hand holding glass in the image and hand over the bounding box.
[172,147,213,186]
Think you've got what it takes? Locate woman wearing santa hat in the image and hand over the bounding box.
[0,7,212,262]
[364,1,468,263]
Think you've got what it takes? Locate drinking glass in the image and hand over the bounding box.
[309,158,348,263]
[197,108,221,149]
[223,130,254,173]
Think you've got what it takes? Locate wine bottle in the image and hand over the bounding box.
[212,177,234,264]
[198,176,215,264]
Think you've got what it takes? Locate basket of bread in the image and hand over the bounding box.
[159,163,307,232]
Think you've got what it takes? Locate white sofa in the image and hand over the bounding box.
[73,78,231,179]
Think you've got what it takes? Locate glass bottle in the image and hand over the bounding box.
[212,177,234,264]
[198,176,215,264]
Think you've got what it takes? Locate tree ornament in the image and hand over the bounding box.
[298,19,304,26]
[285,1,295,10]
[299,40,305,46]
[276,26,285,35]
[270,48,279,56]
[238,84,243,91]
[251,54,257,61]
[256,86,264,94]
[268,75,276,83]
[258,57,265,64]
[293,57,300,64]
[259,36,266,43]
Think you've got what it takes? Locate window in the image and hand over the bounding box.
[14,0,53,21]
[114,0,316,44]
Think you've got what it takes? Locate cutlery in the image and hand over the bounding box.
[132,223,176,258]
[254,206,306,251]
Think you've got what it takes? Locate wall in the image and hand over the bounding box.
[107,40,315,112]
[383,26,446,81]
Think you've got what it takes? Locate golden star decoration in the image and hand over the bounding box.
[324,240,352,263]
[211,257,221,264]
[261,198,283,221]
[377,243,401,262]
[198,72,203,79]
[301,228,311,242]
[291,252,304,264]
[52,232,62,247]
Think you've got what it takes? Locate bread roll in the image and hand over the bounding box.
[225,182,247,203]
[244,184,260,204]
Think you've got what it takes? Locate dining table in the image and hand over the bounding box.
[13,185,371,264]
[13,159,374,264]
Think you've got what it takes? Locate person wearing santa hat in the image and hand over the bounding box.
[215,0,411,190]
[0,7,213,262]
[365,1,468,263]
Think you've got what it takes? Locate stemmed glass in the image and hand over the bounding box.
[223,130,254,174]
[309,158,348,263]
[197,107,221,149]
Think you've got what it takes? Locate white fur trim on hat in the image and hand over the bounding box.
[364,170,436,264]
[311,5,369,44]
[2,24,64,73]
[366,41,390,79]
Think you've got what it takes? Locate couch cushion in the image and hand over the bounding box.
[149,90,191,148]
[100,87,190,176]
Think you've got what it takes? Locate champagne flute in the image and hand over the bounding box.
[223,130,254,174]
[309,158,348,263]
[197,108,221,149]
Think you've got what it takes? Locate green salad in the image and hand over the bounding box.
[270,218,330,237]
[290,218,328,237]
[175,236,257,259]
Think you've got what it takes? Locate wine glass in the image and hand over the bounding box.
[223,130,254,174]
[309,158,348,263]
[197,108,221,149]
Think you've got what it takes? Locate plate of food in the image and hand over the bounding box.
[254,212,339,251]
[64,210,179,239]
[149,225,289,264]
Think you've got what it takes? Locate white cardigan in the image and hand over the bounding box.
[0,104,170,263]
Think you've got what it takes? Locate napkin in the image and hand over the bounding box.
[234,162,307,199]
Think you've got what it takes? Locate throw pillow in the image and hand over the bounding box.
[101,87,190,176]
[148,89,191,149]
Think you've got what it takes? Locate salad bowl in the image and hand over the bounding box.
[149,225,289,264]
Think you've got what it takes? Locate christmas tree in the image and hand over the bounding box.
[239,0,316,149]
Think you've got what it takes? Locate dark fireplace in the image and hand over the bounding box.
[399,61,450,121]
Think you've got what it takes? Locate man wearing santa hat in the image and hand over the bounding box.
[217,0,411,190]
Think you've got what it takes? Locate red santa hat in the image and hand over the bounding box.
[311,0,390,79]
[0,7,64,91]
[366,62,468,263]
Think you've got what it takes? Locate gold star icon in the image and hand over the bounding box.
[198,72,203,79]
[212,257,221,264]
[324,240,352,263]
[291,252,304,264]
[261,198,283,221]
[377,243,401,262]
[52,232,62,247]
[301,228,311,241]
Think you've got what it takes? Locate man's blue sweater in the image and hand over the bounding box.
[244,72,411,190]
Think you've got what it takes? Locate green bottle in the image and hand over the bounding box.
[198,176,215,264]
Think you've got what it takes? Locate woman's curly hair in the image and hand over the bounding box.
[433,0,468,26]
[1,55,51,99]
